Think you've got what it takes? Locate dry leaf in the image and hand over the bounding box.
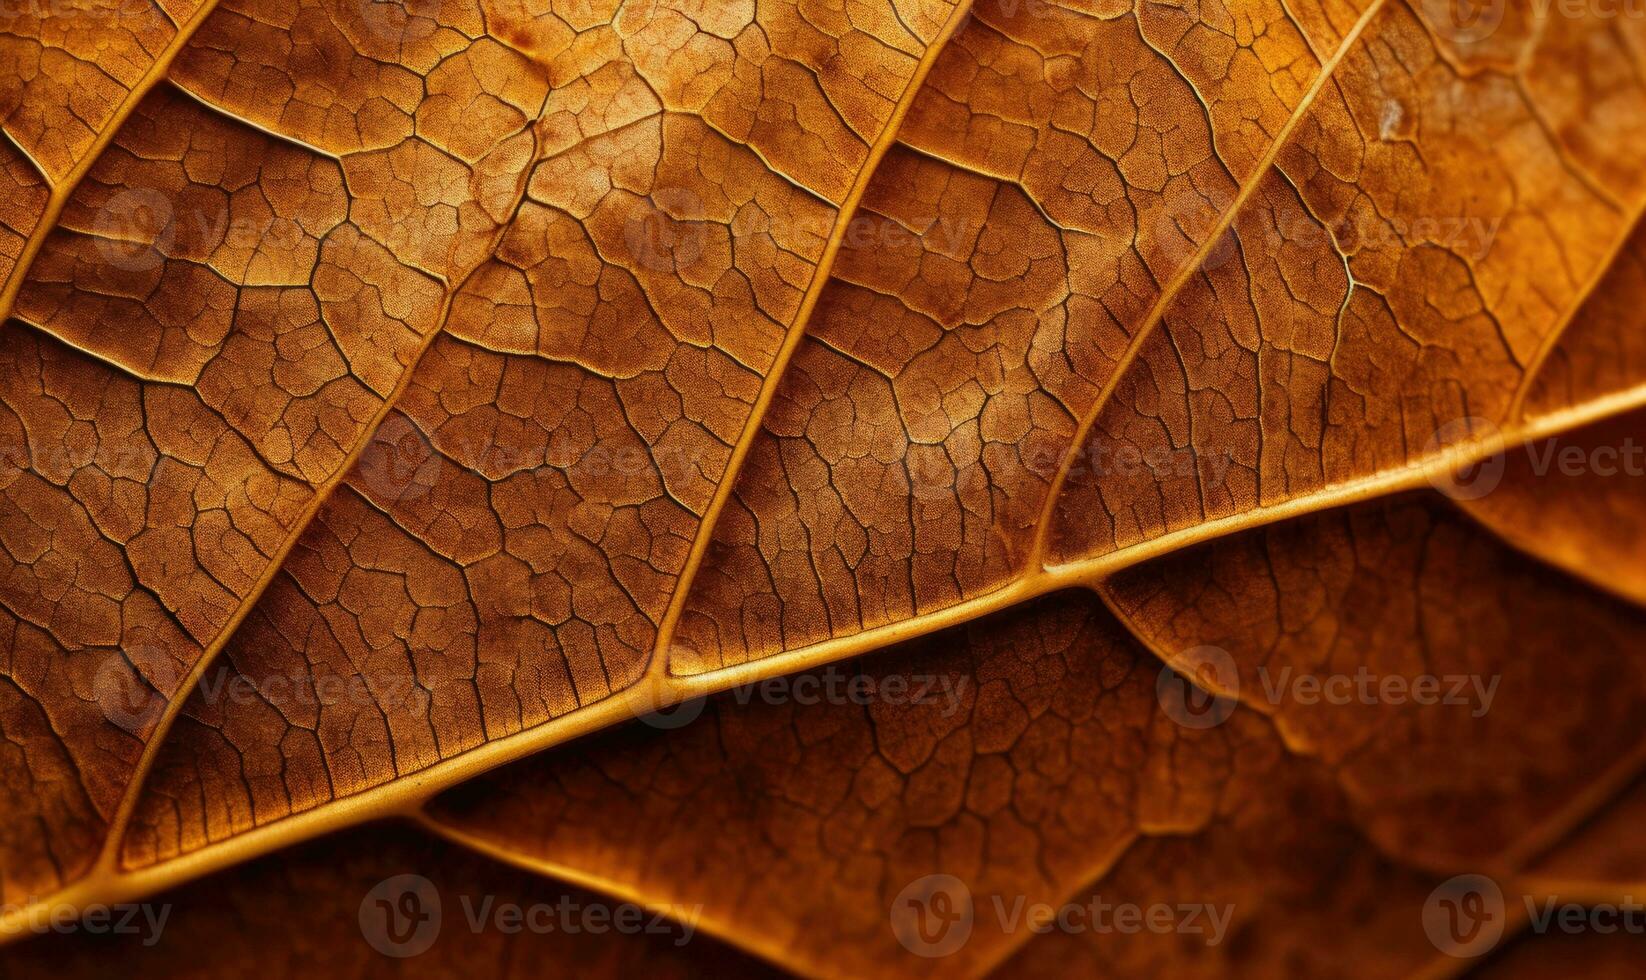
[2,0,1646,975]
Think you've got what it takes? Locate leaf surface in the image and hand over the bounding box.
[4,1,1646,971]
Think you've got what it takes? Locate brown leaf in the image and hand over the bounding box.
[3,0,1646,975]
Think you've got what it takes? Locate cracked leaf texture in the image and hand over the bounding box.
[2,0,1646,977]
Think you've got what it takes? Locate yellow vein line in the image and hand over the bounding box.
[1022,0,1392,571]
[671,375,1646,694]
[0,0,225,326]
[642,0,978,686]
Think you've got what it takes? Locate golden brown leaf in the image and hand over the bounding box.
[3,0,1646,977]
